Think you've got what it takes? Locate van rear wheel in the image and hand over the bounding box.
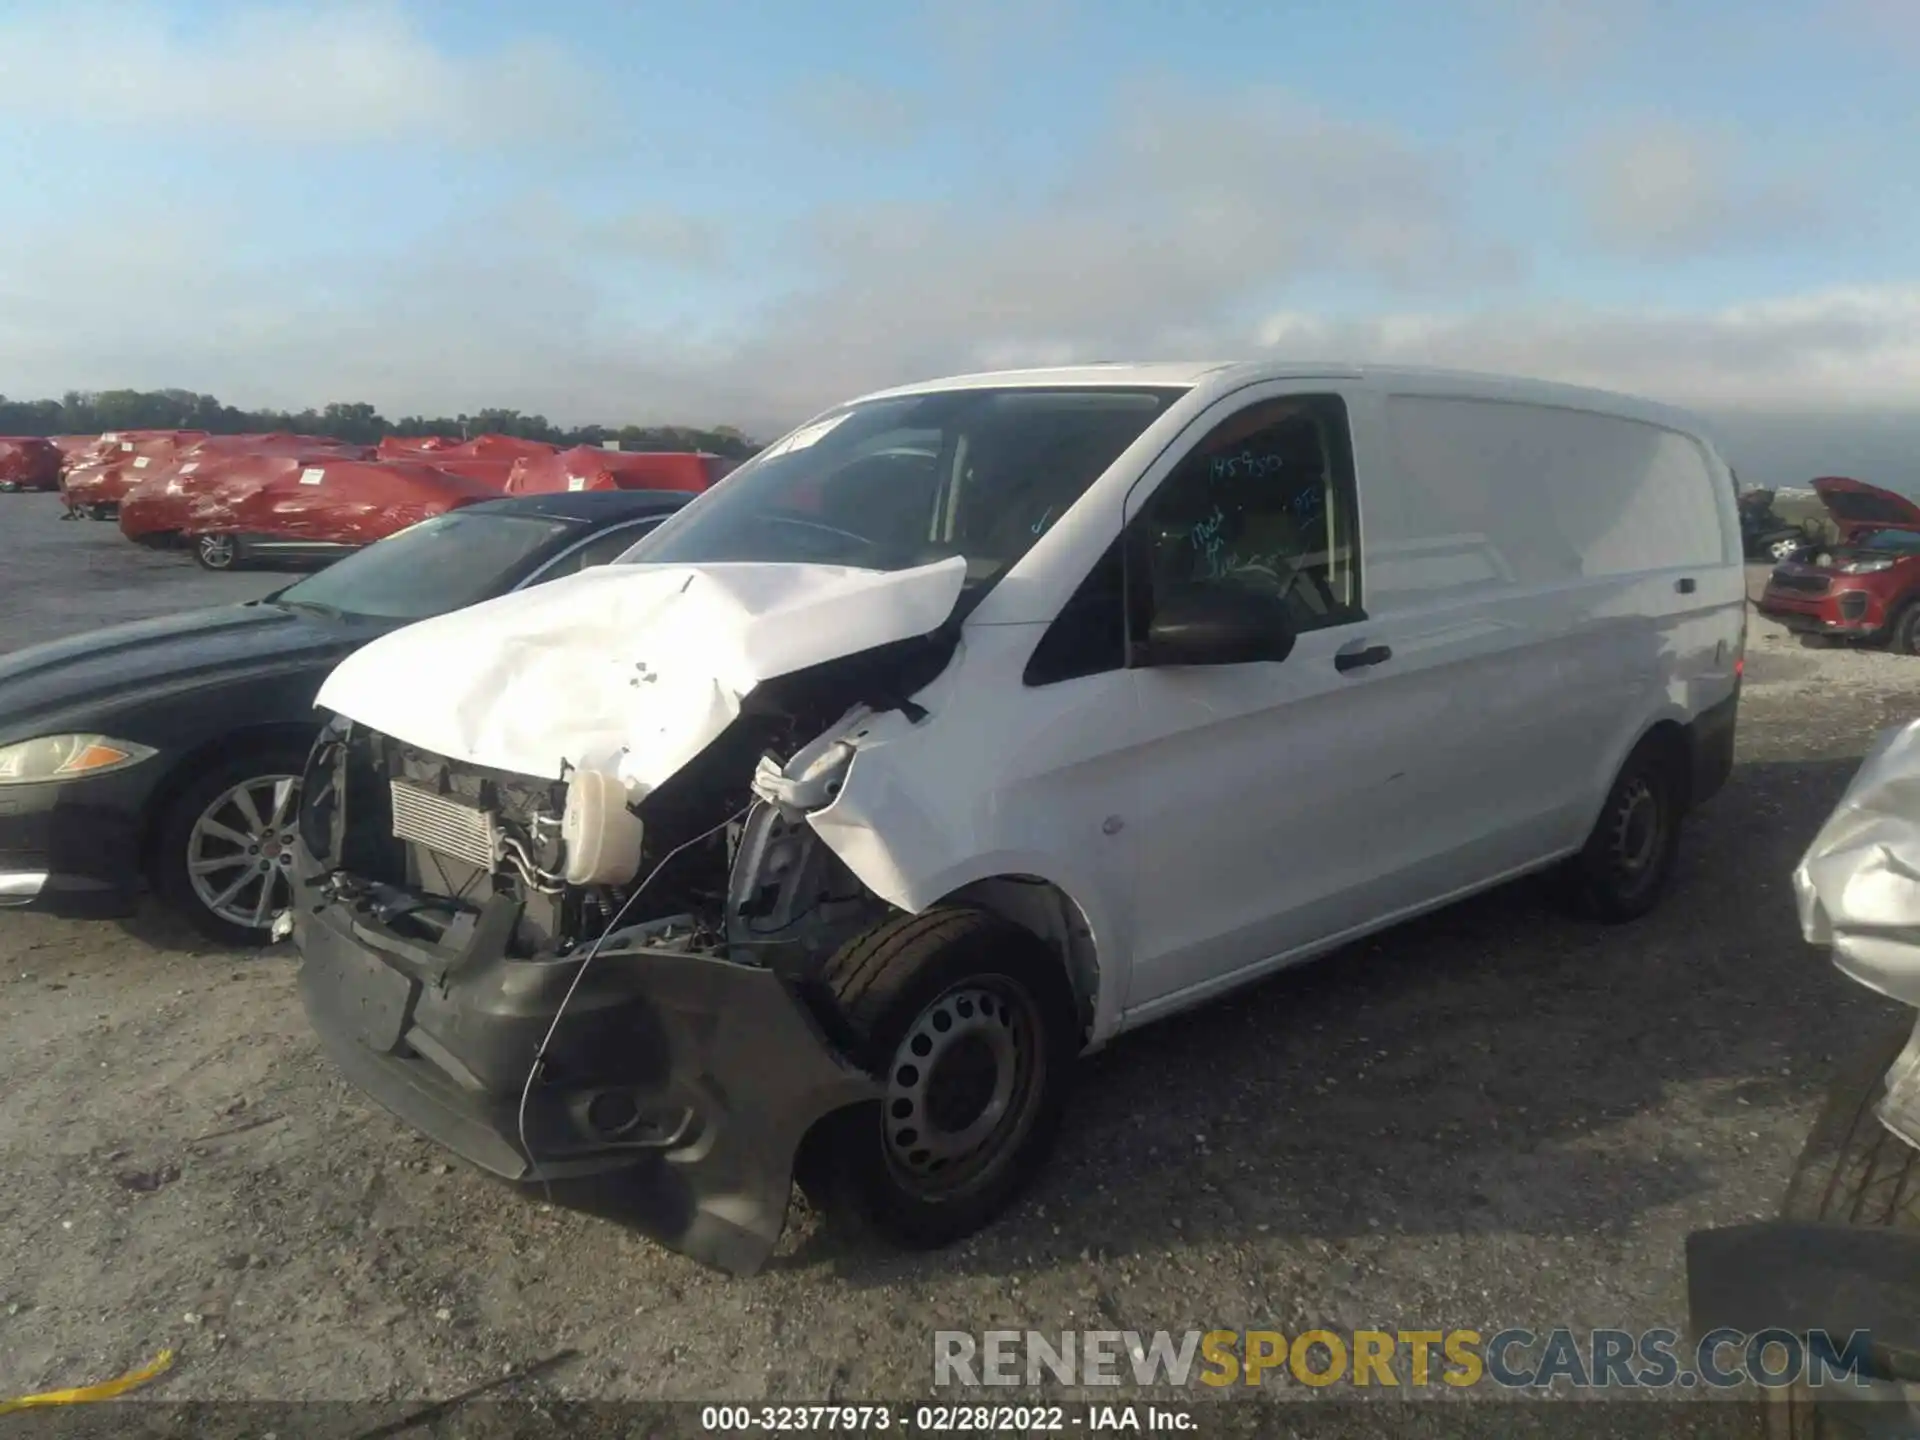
[1553,737,1683,924]
[801,907,1077,1249]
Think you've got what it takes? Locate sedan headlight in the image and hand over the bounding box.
[0,734,157,785]
[1839,558,1897,574]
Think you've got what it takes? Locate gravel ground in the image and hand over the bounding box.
[0,491,1915,1421]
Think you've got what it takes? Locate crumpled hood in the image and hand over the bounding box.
[315,557,967,789]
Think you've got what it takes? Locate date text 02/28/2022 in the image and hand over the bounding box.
[699,1404,1195,1431]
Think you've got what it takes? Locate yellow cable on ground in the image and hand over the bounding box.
[0,1349,174,1412]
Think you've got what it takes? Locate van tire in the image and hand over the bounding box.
[1766,1017,1919,1439]
[1553,737,1683,924]
[801,907,1077,1249]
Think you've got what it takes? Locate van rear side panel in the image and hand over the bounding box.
[1359,388,1741,868]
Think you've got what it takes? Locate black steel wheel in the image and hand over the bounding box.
[802,907,1079,1248]
[1552,735,1684,923]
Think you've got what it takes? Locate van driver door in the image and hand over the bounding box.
[1116,384,1442,1018]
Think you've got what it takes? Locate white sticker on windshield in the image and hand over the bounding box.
[120,441,135,451]
[132,456,150,468]
[762,413,847,459]
[300,467,325,485]
[568,475,586,492]
[101,432,119,442]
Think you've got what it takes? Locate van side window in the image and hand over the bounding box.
[1023,394,1364,688]
[1134,394,1363,635]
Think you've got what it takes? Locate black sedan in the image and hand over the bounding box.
[0,489,690,945]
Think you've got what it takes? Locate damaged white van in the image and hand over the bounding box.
[291,362,1746,1274]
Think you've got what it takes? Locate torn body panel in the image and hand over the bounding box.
[313,557,968,787]
[293,720,888,1276]
[295,870,878,1276]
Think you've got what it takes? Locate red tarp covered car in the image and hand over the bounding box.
[376,435,458,458]
[118,434,375,546]
[378,433,551,462]
[375,433,550,490]
[64,430,211,518]
[177,457,503,570]
[0,437,63,492]
[504,446,733,496]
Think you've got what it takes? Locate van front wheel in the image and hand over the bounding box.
[1554,738,1683,924]
[802,907,1078,1249]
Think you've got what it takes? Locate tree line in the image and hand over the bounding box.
[0,389,762,459]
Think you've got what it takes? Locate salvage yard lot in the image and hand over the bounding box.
[0,488,1914,1407]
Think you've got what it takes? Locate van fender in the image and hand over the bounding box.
[804,786,1130,1049]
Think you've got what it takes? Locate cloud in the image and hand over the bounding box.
[1576,119,1828,260]
[787,75,925,149]
[1252,287,1920,410]
[709,82,1523,416]
[917,0,1077,69]
[1491,0,1651,83]
[589,211,733,273]
[0,1,596,146]
[1844,0,1920,52]
[0,75,1911,442]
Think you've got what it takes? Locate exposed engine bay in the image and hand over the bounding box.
[299,631,958,984]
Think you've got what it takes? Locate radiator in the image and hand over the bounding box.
[388,780,499,870]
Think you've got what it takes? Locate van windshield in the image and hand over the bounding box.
[621,387,1184,590]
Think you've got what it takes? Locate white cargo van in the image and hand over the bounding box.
[291,362,1745,1274]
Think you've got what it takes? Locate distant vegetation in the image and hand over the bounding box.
[0,389,761,458]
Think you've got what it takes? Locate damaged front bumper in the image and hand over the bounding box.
[291,850,879,1276]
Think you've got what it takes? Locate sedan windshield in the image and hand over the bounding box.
[622,387,1184,588]
[272,509,579,620]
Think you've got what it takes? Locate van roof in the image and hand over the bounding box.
[850,361,1712,439]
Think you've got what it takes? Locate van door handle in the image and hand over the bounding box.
[1335,642,1393,673]
[1676,577,1697,594]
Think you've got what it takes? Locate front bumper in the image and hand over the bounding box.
[1759,588,1886,636]
[0,770,151,918]
[292,856,880,1276]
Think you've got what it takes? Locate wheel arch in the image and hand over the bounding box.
[931,874,1105,1051]
[138,722,320,880]
[1631,716,1691,804]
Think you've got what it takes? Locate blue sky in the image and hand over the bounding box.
[0,0,1915,443]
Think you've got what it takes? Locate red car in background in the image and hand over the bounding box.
[1807,475,1920,544]
[374,433,553,490]
[0,437,62,492]
[503,445,733,495]
[1759,525,1920,653]
[63,430,210,518]
[118,434,374,546]
[179,457,504,569]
